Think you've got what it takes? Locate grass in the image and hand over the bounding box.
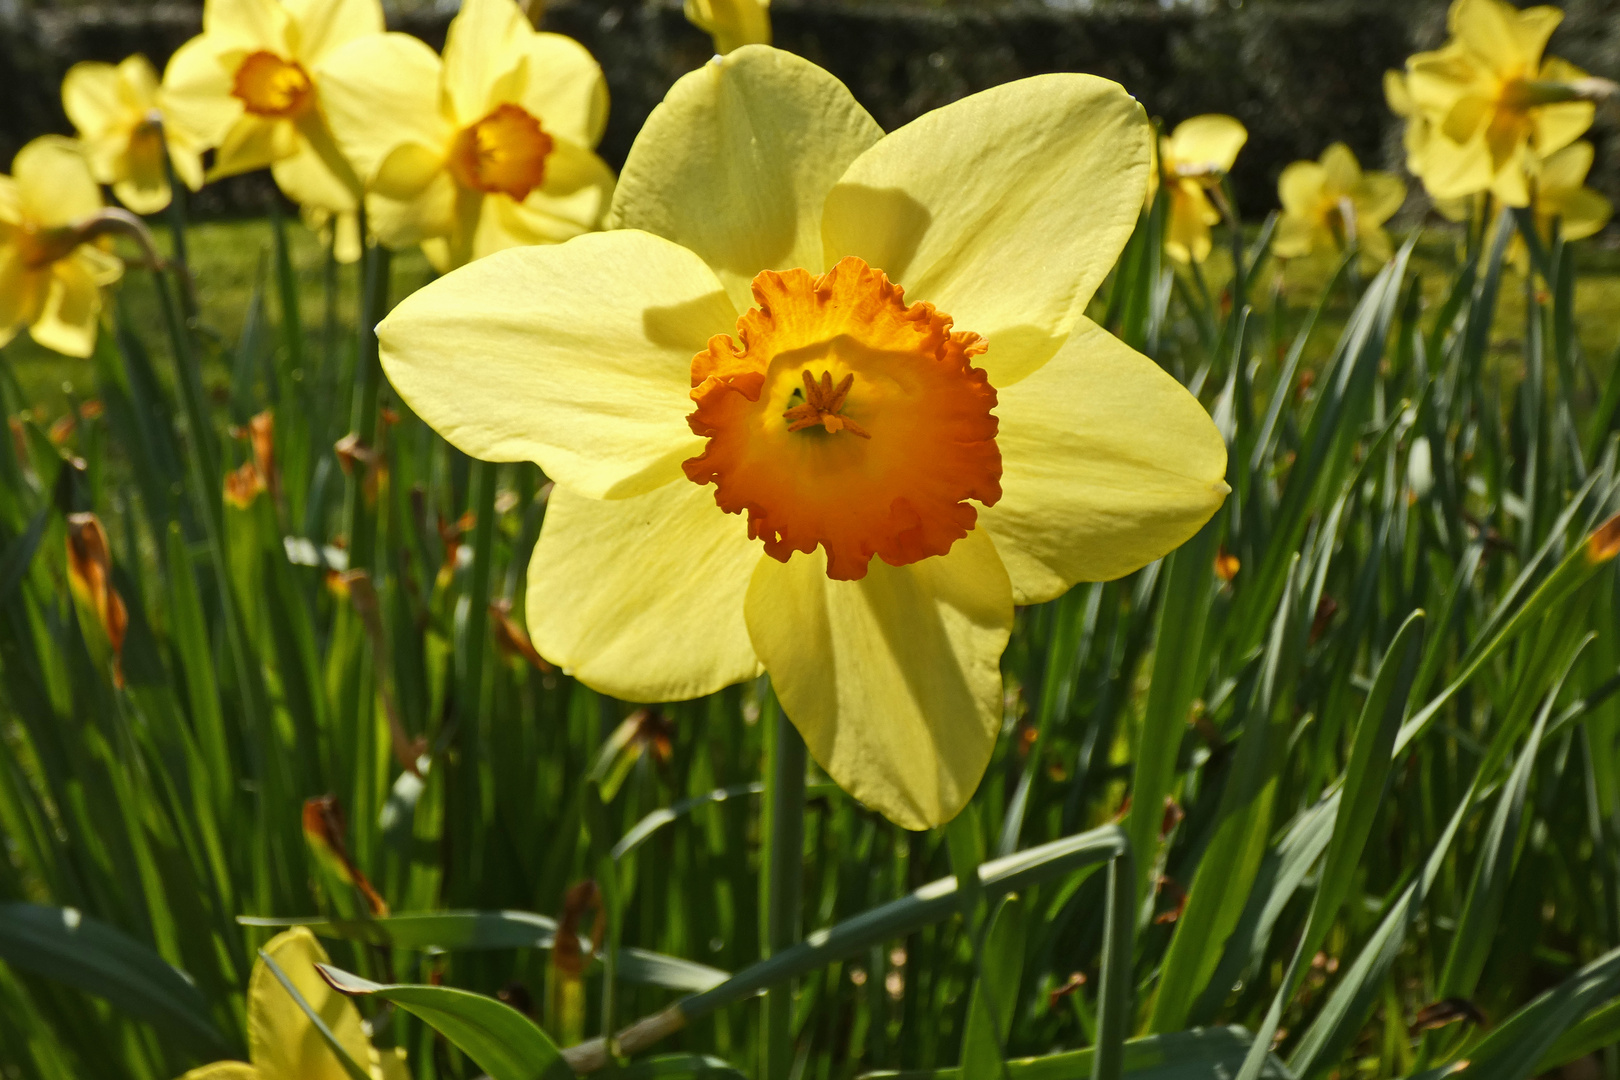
[1,198,1620,1080]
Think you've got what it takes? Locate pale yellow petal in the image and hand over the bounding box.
[269,117,361,212]
[316,33,450,185]
[369,1047,409,1080]
[180,1063,260,1080]
[1539,140,1593,194]
[528,482,763,702]
[1165,182,1214,264]
[249,927,371,1080]
[160,35,244,149]
[609,45,881,313]
[62,61,129,145]
[442,0,530,125]
[1356,171,1407,226]
[283,0,383,65]
[1357,224,1395,266]
[1277,160,1325,218]
[29,255,103,359]
[745,527,1013,831]
[0,246,48,345]
[1272,213,1323,260]
[76,244,125,288]
[212,116,298,180]
[378,230,734,497]
[203,0,294,52]
[1533,100,1595,161]
[113,168,173,216]
[368,171,456,251]
[1384,69,1414,117]
[1319,142,1361,195]
[1167,114,1247,173]
[823,72,1148,388]
[14,137,102,228]
[515,33,610,148]
[1450,0,1559,73]
[981,317,1227,604]
[1553,187,1612,241]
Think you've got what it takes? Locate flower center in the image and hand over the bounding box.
[447,104,554,202]
[682,256,1002,582]
[232,51,314,119]
[15,223,78,270]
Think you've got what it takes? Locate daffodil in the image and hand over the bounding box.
[61,55,205,215]
[1274,143,1406,266]
[1524,140,1613,246]
[0,137,123,358]
[1399,0,1609,206]
[685,0,770,56]
[161,0,382,260]
[315,0,613,272]
[377,47,1228,829]
[181,927,406,1080]
[1154,114,1247,264]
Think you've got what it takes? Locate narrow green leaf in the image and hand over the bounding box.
[960,894,1026,1079]
[318,963,570,1080]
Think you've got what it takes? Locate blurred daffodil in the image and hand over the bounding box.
[1275,143,1406,266]
[1400,0,1612,206]
[316,0,613,272]
[0,137,123,358]
[1486,141,1612,271]
[62,55,204,215]
[1154,114,1247,263]
[378,47,1228,829]
[162,0,382,261]
[181,927,407,1080]
[685,0,770,56]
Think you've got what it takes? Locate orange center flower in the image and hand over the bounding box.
[447,104,554,202]
[682,256,1002,581]
[232,51,315,119]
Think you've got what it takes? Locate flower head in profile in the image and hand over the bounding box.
[62,55,204,215]
[1399,0,1611,206]
[1154,114,1247,264]
[181,927,406,1080]
[316,0,613,272]
[0,137,123,358]
[162,0,383,260]
[1274,143,1406,267]
[379,47,1228,829]
[685,0,770,56]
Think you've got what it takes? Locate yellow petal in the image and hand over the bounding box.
[609,45,881,313]
[14,136,102,228]
[442,0,530,125]
[29,246,104,360]
[1167,114,1247,173]
[1355,171,1407,225]
[823,73,1148,388]
[514,33,611,148]
[1357,224,1395,265]
[368,170,456,251]
[1552,187,1612,241]
[1320,142,1361,194]
[1450,0,1559,73]
[980,317,1227,605]
[1540,140,1593,194]
[1384,70,1414,117]
[378,230,734,497]
[1533,101,1595,162]
[61,61,128,145]
[685,0,771,55]
[77,244,125,288]
[316,33,449,186]
[180,1063,260,1080]
[527,481,763,702]
[249,927,371,1080]
[466,140,613,257]
[203,0,294,53]
[745,527,1013,830]
[160,35,244,148]
[0,246,48,347]
[282,0,384,65]
[1277,160,1325,218]
[1165,182,1214,264]
[1272,213,1322,260]
[269,117,361,212]
[212,116,298,180]
[369,1047,410,1080]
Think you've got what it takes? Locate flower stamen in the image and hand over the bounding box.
[783,370,871,438]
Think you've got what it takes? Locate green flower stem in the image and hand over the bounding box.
[342,230,391,574]
[760,691,806,1080]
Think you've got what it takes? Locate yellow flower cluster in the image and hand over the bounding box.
[1386,0,1611,233]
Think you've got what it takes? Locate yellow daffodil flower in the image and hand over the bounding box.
[1399,0,1609,206]
[1525,139,1613,246]
[1274,143,1406,266]
[0,137,123,358]
[315,0,613,272]
[180,927,406,1080]
[62,55,205,215]
[162,0,382,261]
[685,0,770,56]
[1154,114,1247,264]
[376,48,1228,829]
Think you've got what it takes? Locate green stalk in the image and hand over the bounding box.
[157,140,194,320]
[342,230,391,573]
[759,693,805,1080]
